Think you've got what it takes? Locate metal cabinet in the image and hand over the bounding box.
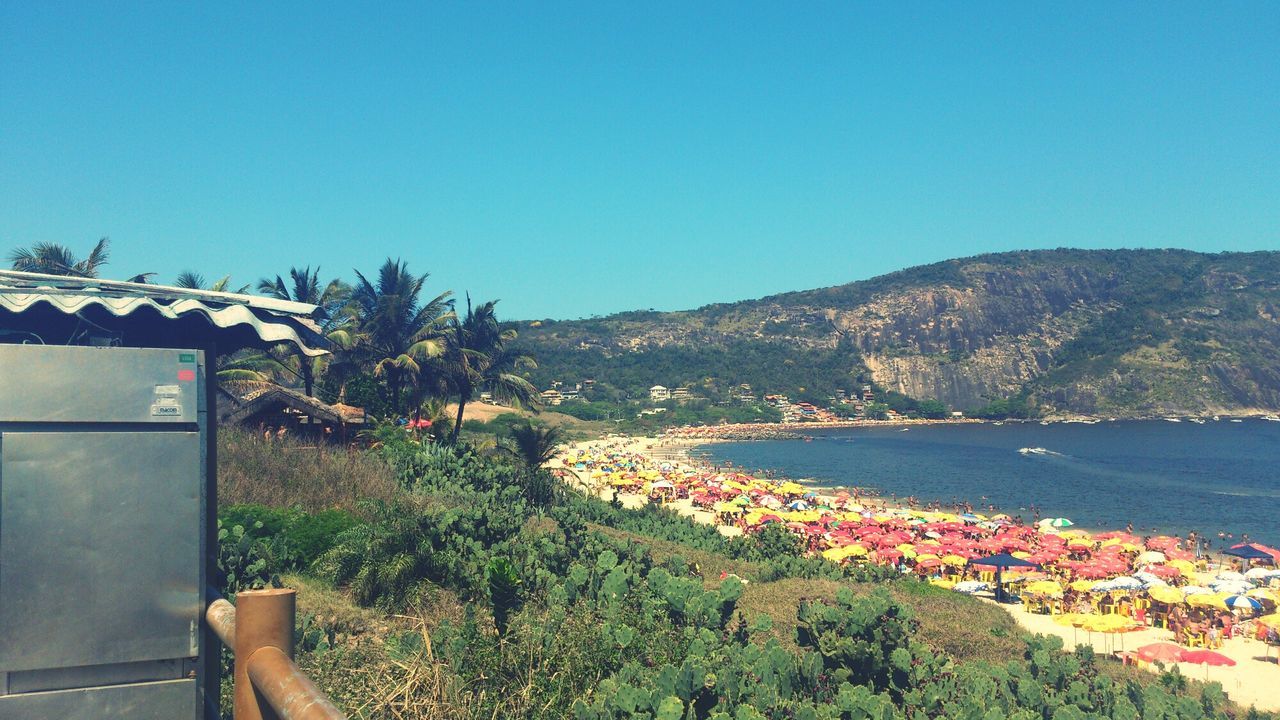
[0,345,206,718]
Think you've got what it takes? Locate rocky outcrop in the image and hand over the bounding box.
[518,249,1280,416]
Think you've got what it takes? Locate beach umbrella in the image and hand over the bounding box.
[1244,567,1280,581]
[1215,571,1248,582]
[1168,559,1197,576]
[1181,585,1213,595]
[1180,649,1236,680]
[970,553,1040,603]
[1224,595,1264,612]
[1224,544,1277,567]
[1039,517,1074,529]
[1136,642,1186,664]
[1209,580,1253,595]
[1186,593,1229,610]
[1136,551,1167,564]
[1148,585,1185,605]
[1070,579,1098,592]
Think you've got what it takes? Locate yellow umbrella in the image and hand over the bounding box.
[1148,586,1184,605]
[1054,613,1086,627]
[1012,551,1032,559]
[1168,559,1196,576]
[1026,580,1065,597]
[1070,579,1098,592]
[941,555,968,567]
[1186,593,1228,610]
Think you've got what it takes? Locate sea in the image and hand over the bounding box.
[699,420,1280,547]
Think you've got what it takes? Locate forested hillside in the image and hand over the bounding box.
[515,249,1280,417]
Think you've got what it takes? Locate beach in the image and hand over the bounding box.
[551,432,1280,712]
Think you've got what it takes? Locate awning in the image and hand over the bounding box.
[0,270,328,356]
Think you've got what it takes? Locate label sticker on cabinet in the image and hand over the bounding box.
[152,405,182,417]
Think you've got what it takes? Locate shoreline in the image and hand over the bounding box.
[553,433,1280,712]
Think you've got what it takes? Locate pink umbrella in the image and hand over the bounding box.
[1136,643,1185,664]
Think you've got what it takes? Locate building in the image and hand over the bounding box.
[649,385,671,402]
[671,386,693,402]
[218,381,366,442]
[734,383,755,403]
[540,389,564,406]
[862,385,874,402]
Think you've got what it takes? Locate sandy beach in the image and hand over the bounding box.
[551,432,1280,712]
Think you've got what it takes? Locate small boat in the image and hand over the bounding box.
[993,421,1005,426]
[1039,420,1050,425]
[1213,415,1221,421]
[1230,419,1244,423]
[1189,418,1206,424]
[1019,447,1049,456]
[1164,417,1182,423]
[1264,415,1280,422]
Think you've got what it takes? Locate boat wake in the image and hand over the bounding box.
[1018,447,1066,458]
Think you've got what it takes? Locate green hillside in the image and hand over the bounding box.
[514,249,1280,417]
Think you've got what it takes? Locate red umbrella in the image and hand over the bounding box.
[1180,649,1236,680]
[1181,650,1235,666]
[1136,643,1186,664]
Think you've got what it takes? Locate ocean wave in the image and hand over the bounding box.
[1018,447,1066,458]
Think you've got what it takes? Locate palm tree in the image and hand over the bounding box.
[350,259,453,416]
[9,238,153,282]
[257,266,352,397]
[10,237,107,277]
[174,271,250,294]
[442,296,539,443]
[507,420,562,473]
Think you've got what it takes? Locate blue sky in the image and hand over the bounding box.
[2,3,1277,319]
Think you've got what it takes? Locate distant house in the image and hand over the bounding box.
[218,381,365,442]
[649,385,671,402]
[540,389,564,406]
[671,386,693,402]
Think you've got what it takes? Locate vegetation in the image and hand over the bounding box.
[212,431,1269,719]
[515,249,1280,417]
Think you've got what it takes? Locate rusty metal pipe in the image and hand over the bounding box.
[207,597,237,651]
[247,646,346,719]
[234,588,297,720]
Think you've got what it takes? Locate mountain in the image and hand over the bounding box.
[513,249,1280,417]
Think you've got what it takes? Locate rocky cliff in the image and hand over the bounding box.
[516,249,1280,416]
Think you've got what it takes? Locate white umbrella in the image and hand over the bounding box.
[953,581,990,594]
[1182,585,1214,595]
[1224,595,1264,611]
[1038,517,1074,528]
[1209,580,1253,595]
[1243,567,1278,580]
[1133,571,1167,588]
[1215,571,1247,582]
[1103,576,1145,591]
[1137,551,1167,564]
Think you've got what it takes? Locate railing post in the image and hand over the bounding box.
[233,588,296,720]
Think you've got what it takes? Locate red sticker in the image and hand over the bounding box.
[178,369,197,382]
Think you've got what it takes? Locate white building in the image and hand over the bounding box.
[649,385,671,402]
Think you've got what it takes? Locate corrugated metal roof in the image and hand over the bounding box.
[0,270,329,356]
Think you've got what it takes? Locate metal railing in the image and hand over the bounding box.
[207,589,346,720]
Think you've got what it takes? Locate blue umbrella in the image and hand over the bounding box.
[1224,595,1264,611]
[970,554,1040,603]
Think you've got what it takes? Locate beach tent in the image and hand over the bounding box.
[1225,544,1276,568]
[970,553,1040,602]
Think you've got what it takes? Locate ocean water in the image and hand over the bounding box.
[700,420,1280,546]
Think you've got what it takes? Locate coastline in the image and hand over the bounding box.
[553,432,1280,712]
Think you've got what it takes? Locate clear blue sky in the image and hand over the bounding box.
[2,3,1277,319]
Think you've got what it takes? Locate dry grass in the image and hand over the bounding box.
[218,427,400,512]
[589,523,762,585]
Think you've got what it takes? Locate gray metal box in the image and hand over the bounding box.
[0,345,202,423]
[0,345,205,717]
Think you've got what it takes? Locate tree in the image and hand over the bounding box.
[864,402,891,420]
[506,420,562,474]
[350,259,453,416]
[174,271,250,294]
[9,237,151,282]
[442,296,538,444]
[257,266,352,397]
